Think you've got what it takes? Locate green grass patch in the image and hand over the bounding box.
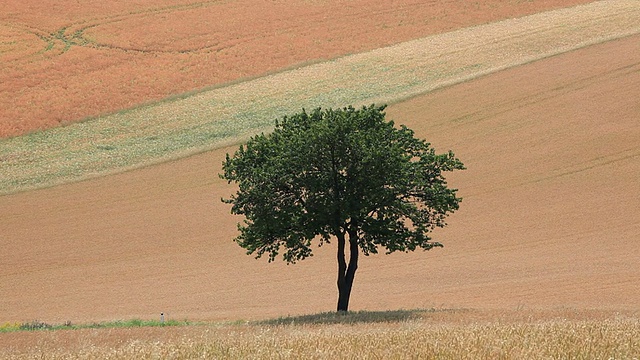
[0,318,192,333]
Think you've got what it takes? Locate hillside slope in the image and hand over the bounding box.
[2,0,638,195]
[1,34,637,322]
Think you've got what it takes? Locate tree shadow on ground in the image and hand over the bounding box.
[257,308,459,326]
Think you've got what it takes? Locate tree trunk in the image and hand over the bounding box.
[337,232,359,312]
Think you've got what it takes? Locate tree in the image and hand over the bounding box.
[221,104,465,312]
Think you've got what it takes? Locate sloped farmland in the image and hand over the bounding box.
[2,0,638,195]
[0,1,639,323]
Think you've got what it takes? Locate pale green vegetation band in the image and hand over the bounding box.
[1,0,639,195]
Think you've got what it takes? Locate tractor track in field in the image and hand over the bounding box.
[67,1,431,54]
[0,1,224,66]
[1,0,453,60]
[1,0,639,196]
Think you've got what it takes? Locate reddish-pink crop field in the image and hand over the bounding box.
[0,0,593,138]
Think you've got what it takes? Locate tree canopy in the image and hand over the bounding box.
[221,104,465,311]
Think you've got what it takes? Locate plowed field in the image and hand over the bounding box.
[1,0,639,326]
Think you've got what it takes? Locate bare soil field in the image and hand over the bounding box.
[385,34,640,310]
[0,0,593,138]
[1,30,638,326]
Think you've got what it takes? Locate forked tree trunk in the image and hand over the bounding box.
[336,231,359,312]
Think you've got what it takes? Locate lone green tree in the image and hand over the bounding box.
[221,105,464,312]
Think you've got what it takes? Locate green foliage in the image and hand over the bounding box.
[0,321,24,332]
[221,104,465,264]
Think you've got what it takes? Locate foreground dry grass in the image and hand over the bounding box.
[2,310,639,359]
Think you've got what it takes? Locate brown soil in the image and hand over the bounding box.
[383,34,640,311]
[0,0,593,138]
[1,33,638,324]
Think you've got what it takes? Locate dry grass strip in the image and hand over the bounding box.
[1,0,639,195]
[1,310,639,359]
